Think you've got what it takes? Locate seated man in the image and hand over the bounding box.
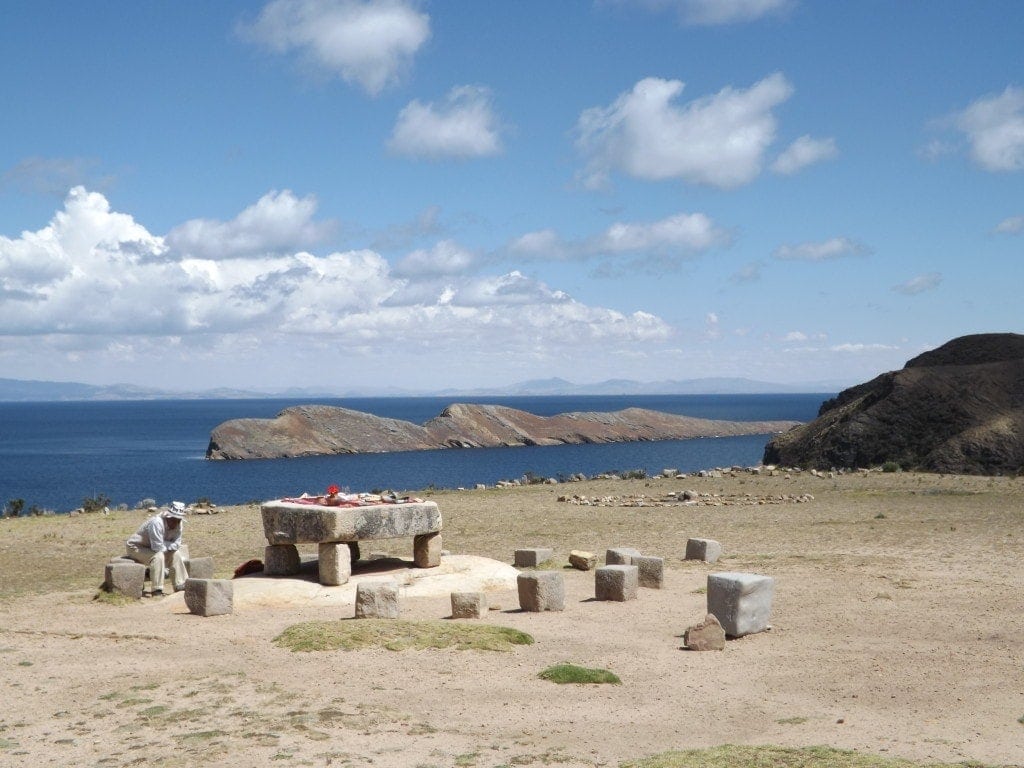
[125,502,189,596]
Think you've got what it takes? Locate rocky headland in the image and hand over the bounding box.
[763,333,1024,474]
[206,403,800,460]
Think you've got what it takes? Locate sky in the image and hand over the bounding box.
[1,0,1022,393]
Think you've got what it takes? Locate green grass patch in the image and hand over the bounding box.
[537,663,620,685]
[775,717,808,725]
[177,729,227,742]
[620,744,1001,768]
[274,619,534,652]
[93,590,138,606]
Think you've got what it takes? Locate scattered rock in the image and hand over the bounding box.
[683,613,726,651]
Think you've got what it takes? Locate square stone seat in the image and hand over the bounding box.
[260,499,442,585]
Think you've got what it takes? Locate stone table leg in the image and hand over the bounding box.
[264,544,300,576]
[413,532,441,568]
[318,541,352,586]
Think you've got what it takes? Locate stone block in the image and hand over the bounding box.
[568,550,597,571]
[634,555,664,589]
[184,578,233,617]
[685,538,722,563]
[683,613,726,651]
[355,581,400,618]
[450,591,487,619]
[514,547,553,567]
[595,565,638,601]
[264,544,301,576]
[186,556,214,580]
[414,532,442,568]
[104,562,145,599]
[318,542,352,586]
[707,572,774,637]
[605,547,641,565]
[516,571,564,612]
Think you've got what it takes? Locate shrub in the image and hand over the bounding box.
[880,461,901,473]
[82,493,111,513]
[4,499,25,518]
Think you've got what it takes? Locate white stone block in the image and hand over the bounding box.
[706,572,774,637]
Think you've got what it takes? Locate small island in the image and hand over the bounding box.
[206,402,801,460]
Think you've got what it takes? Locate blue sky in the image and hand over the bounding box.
[1,0,1021,392]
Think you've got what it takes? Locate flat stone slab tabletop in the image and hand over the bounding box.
[261,499,441,545]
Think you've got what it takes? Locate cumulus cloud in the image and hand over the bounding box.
[993,214,1024,234]
[609,0,792,26]
[950,85,1024,172]
[505,212,730,274]
[0,188,671,376]
[574,73,793,189]
[389,86,504,159]
[771,135,838,175]
[594,212,730,254]
[892,272,942,295]
[239,0,430,95]
[393,239,477,277]
[772,237,869,261]
[166,190,335,260]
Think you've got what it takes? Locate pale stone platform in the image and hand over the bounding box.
[155,554,517,613]
[261,499,442,585]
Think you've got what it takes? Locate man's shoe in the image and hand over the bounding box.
[149,589,165,598]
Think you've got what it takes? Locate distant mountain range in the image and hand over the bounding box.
[0,375,844,402]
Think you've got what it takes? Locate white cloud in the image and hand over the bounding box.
[772,237,869,261]
[507,212,729,268]
[704,311,722,340]
[389,86,504,159]
[830,342,899,353]
[575,73,793,189]
[610,0,792,26]
[771,135,837,175]
[892,272,942,295]
[594,212,731,253]
[0,189,671,377]
[393,239,477,277]
[993,214,1024,234]
[951,86,1024,172]
[783,330,808,342]
[166,190,335,260]
[239,0,430,95]
[508,229,567,259]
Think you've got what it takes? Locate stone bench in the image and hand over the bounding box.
[260,499,442,586]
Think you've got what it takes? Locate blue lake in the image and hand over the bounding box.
[0,394,828,512]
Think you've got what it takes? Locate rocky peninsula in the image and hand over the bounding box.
[206,402,800,460]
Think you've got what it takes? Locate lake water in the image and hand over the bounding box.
[0,394,828,512]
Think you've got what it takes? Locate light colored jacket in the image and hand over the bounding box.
[126,514,182,553]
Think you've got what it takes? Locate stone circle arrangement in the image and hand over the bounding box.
[101,489,776,644]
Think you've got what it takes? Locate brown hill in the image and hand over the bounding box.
[206,402,799,460]
[763,333,1024,474]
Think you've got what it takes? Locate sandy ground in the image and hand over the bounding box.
[1,471,1023,768]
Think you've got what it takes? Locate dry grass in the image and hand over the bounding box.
[621,745,998,768]
[1,471,1023,598]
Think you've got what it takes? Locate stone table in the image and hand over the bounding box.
[260,499,442,585]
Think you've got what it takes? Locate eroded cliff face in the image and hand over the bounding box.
[206,402,800,460]
[763,333,1024,474]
